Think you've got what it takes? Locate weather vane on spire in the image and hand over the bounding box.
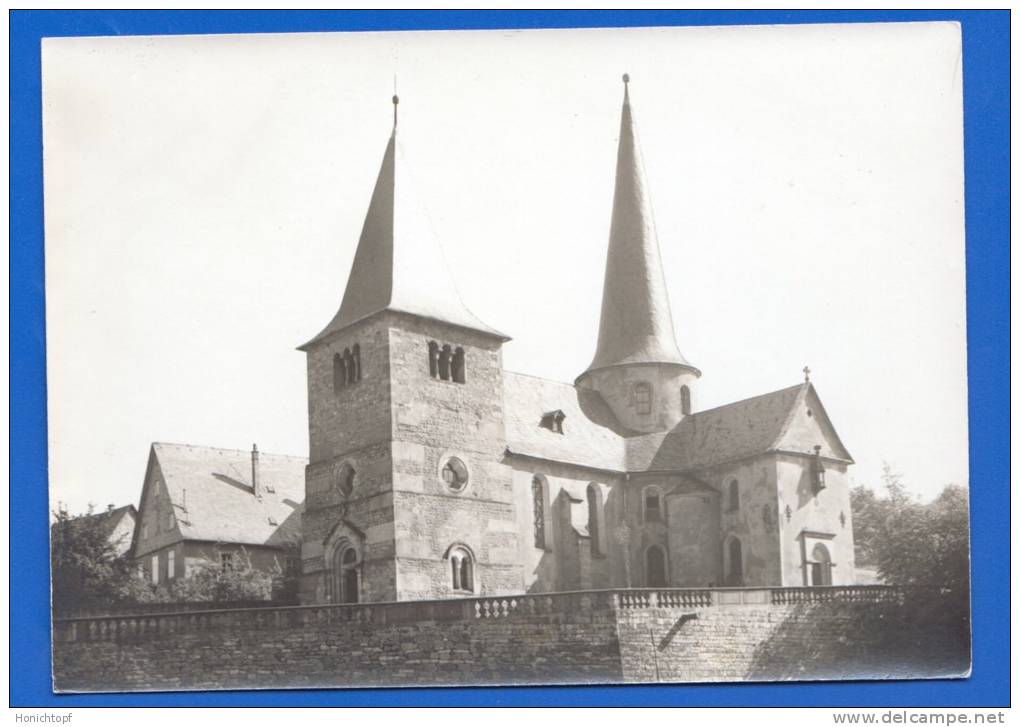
[392,74,399,128]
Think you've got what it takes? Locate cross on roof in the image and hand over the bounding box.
[803,366,811,382]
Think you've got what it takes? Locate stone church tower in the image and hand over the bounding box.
[299,80,857,604]
[297,97,520,604]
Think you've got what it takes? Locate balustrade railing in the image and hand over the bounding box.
[53,585,938,644]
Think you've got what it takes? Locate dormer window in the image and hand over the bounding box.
[540,410,566,434]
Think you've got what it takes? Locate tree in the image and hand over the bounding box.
[849,463,912,567]
[50,503,134,615]
[874,484,970,593]
[52,504,301,613]
[849,470,970,593]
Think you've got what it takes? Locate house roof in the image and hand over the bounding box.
[299,112,506,350]
[626,384,809,471]
[504,377,851,475]
[147,443,306,550]
[52,504,136,541]
[503,371,631,472]
[95,504,136,540]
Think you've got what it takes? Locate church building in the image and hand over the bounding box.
[297,78,856,605]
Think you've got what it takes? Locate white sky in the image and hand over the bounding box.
[42,22,967,515]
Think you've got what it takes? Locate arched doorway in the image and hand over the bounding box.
[332,546,359,604]
[646,545,667,587]
[810,543,833,586]
[726,537,744,586]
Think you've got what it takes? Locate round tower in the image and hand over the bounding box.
[575,75,700,433]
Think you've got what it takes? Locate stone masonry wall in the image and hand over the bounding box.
[53,593,623,692]
[52,587,969,693]
[616,592,970,683]
[387,316,521,599]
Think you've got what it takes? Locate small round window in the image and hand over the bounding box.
[441,457,469,492]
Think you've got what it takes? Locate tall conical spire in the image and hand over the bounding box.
[579,74,695,378]
[301,95,506,349]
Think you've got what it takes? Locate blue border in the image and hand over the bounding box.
[10,10,1009,707]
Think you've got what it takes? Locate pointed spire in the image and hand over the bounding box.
[301,95,506,349]
[579,75,696,378]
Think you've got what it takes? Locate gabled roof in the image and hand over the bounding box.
[628,384,806,471]
[141,443,306,552]
[580,77,695,379]
[300,110,506,350]
[52,505,136,542]
[504,377,852,475]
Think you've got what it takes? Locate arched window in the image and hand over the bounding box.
[332,546,359,604]
[351,343,361,383]
[680,385,692,415]
[451,347,466,384]
[728,479,740,512]
[336,463,356,498]
[448,545,474,592]
[643,486,663,523]
[439,345,452,381]
[646,545,667,587]
[810,543,833,586]
[727,537,744,586]
[343,348,355,386]
[532,475,546,549]
[428,341,439,379]
[587,483,605,558]
[633,381,652,415]
[333,353,347,393]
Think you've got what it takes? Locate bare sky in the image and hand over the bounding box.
[43,22,967,515]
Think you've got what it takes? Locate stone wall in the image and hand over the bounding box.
[616,588,970,683]
[52,586,969,693]
[387,316,521,599]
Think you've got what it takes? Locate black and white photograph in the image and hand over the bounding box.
[42,21,972,693]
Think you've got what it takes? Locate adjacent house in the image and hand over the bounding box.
[52,503,138,557]
[131,442,306,585]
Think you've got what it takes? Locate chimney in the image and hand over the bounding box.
[251,443,260,498]
[107,503,115,513]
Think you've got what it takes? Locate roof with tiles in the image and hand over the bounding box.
[150,443,306,549]
[503,377,851,475]
[52,504,136,541]
[503,371,632,472]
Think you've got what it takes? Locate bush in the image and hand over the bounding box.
[123,547,299,605]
